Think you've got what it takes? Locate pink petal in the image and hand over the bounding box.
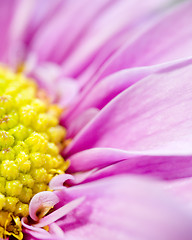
[25,190,83,239]
[53,175,192,240]
[22,217,51,239]
[68,169,97,185]
[9,0,35,43]
[66,108,99,138]
[33,197,84,228]
[64,1,192,123]
[23,218,67,240]
[29,0,174,76]
[29,191,59,221]
[65,60,192,156]
[67,148,192,181]
[60,0,172,78]
[30,62,79,107]
[0,0,19,63]
[64,57,192,124]
[49,174,74,190]
[94,0,192,81]
[29,0,113,63]
[68,148,144,172]
[165,177,192,209]
[49,223,65,239]
[21,0,65,44]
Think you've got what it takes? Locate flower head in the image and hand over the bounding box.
[0,0,192,240]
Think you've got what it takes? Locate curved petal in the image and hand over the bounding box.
[60,0,173,79]
[63,57,192,124]
[64,1,192,123]
[29,191,59,221]
[22,217,52,239]
[29,0,114,63]
[53,175,192,240]
[49,174,74,190]
[33,197,84,228]
[4,0,67,68]
[66,61,192,156]
[49,223,65,239]
[29,0,174,74]
[67,148,192,181]
[95,0,192,82]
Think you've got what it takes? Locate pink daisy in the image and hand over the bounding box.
[0,0,192,240]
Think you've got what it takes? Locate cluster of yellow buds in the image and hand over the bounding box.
[0,67,69,239]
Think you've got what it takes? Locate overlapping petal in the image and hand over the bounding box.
[27,0,174,74]
[63,57,192,127]
[94,0,192,82]
[1,1,192,240]
[66,60,192,156]
[64,1,192,123]
[67,148,192,182]
[24,175,192,240]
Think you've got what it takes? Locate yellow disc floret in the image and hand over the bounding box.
[0,67,69,239]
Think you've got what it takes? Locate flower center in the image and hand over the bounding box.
[0,67,69,239]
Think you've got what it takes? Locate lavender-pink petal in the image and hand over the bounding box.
[67,148,192,181]
[65,61,192,156]
[53,176,192,240]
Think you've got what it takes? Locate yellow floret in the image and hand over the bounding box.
[14,202,29,217]
[0,131,14,148]
[30,152,45,168]
[5,181,23,197]
[0,194,6,210]
[0,178,5,194]
[0,66,68,239]
[48,126,66,143]
[13,141,29,154]
[4,197,19,212]
[31,168,49,183]
[25,132,48,152]
[0,95,13,113]
[47,142,59,156]
[0,148,15,161]
[9,124,31,140]
[1,160,19,180]
[19,174,34,189]
[15,152,31,173]
[34,113,58,132]
[33,183,47,194]
[20,105,36,126]
[19,187,33,203]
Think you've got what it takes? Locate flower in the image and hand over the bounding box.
[1,0,192,240]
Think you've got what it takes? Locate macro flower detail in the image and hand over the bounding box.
[0,67,68,239]
[1,0,192,240]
